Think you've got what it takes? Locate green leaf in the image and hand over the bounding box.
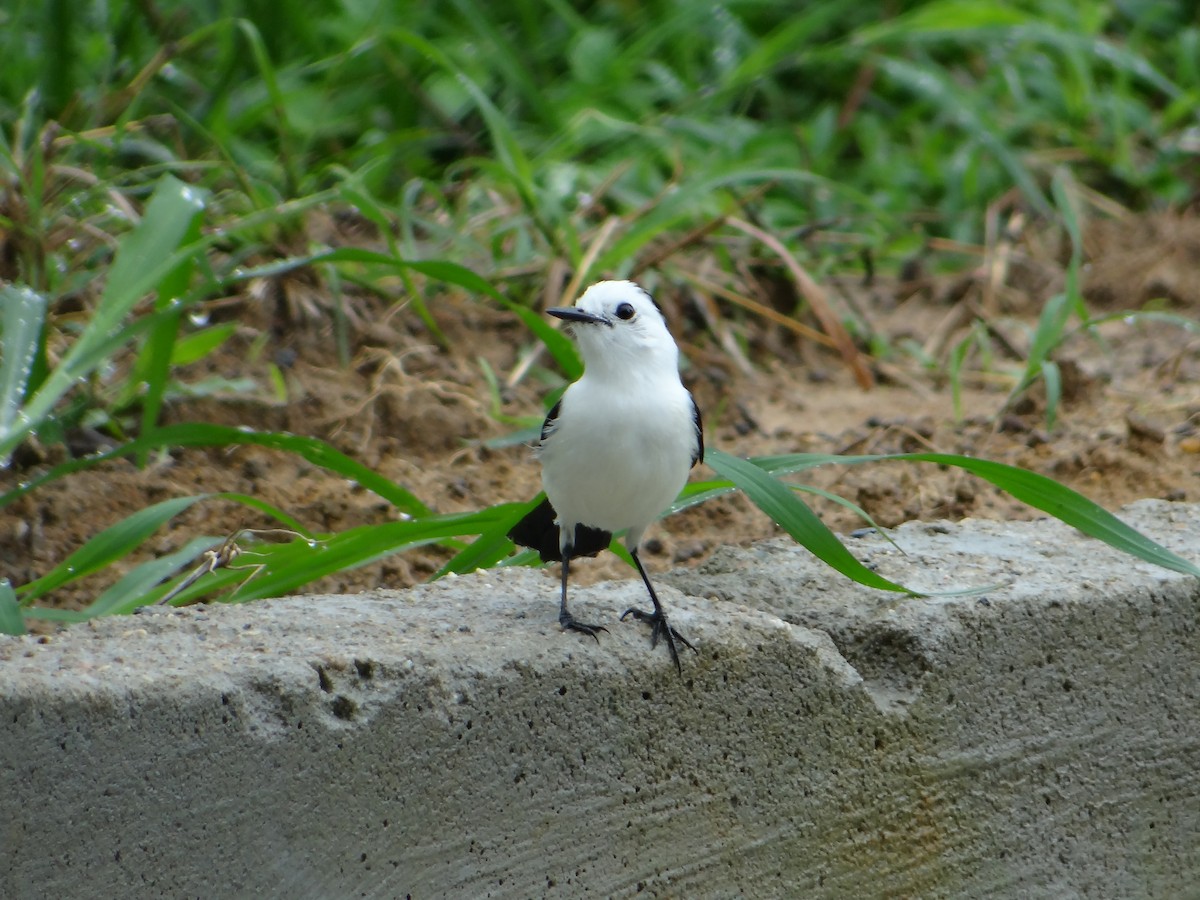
[705,449,918,595]
[0,284,46,445]
[854,0,1033,42]
[208,490,313,536]
[135,193,206,462]
[227,246,508,310]
[1,176,208,461]
[791,483,904,553]
[873,56,1051,216]
[745,451,1200,579]
[84,536,225,617]
[0,423,429,519]
[0,579,25,635]
[386,28,535,202]
[16,495,210,603]
[164,509,511,606]
[169,322,239,366]
[437,499,543,578]
[1010,286,1071,420]
[895,453,1200,578]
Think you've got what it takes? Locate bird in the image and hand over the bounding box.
[508,280,704,674]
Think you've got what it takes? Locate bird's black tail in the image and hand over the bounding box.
[508,496,612,562]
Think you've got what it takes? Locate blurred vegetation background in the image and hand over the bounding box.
[3,0,1196,294]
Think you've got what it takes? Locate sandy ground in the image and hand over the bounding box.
[3,211,1198,614]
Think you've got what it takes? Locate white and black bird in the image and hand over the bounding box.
[508,280,703,674]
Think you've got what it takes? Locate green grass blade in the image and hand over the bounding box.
[165,510,511,605]
[84,536,225,617]
[742,452,853,475]
[1010,286,1071,416]
[233,18,300,193]
[231,248,583,378]
[135,198,206,465]
[666,479,739,516]
[449,0,560,128]
[18,607,93,624]
[209,490,314,536]
[723,2,861,93]
[386,28,535,202]
[706,449,917,595]
[895,453,1200,578]
[16,495,210,603]
[1040,359,1062,431]
[70,176,207,362]
[0,579,24,635]
[593,168,856,275]
[78,488,311,615]
[504,302,582,380]
[791,483,903,552]
[0,284,47,446]
[744,451,1200,579]
[437,500,542,578]
[2,176,207,461]
[0,423,429,518]
[854,0,1032,42]
[169,322,239,366]
[395,261,579,374]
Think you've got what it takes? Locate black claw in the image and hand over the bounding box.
[559,611,607,643]
[621,607,696,674]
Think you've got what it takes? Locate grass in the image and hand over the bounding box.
[1,0,1198,632]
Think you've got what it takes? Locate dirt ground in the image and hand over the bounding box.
[4,211,1199,614]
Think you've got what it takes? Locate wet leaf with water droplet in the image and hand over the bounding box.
[0,285,48,458]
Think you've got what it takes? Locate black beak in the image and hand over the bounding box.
[547,307,611,327]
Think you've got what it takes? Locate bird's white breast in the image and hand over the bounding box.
[539,374,695,535]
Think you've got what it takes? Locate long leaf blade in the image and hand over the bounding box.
[0,579,25,635]
[3,176,208,460]
[16,495,210,603]
[746,451,1200,579]
[0,284,47,445]
[706,448,917,595]
[84,535,225,617]
[897,453,1200,578]
[0,423,429,517]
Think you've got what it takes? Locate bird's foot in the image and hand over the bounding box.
[620,607,696,674]
[559,610,608,643]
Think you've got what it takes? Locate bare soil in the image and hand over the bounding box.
[4,212,1199,615]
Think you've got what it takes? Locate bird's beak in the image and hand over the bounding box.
[547,307,611,327]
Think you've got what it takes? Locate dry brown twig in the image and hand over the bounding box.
[506,215,622,389]
[630,181,776,277]
[726,216,875,390]
[672,267,836,349]
[681,260,756,376]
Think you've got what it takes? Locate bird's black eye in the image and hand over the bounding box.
[615,302,636,320]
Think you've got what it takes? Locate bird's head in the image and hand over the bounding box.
[547,281,679,377]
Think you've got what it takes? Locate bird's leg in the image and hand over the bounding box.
[620,549,696,674]
[558,547,607,641]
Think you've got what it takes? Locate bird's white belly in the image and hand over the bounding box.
[539,385,693,534]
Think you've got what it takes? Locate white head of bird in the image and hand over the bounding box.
[547,280,679,382]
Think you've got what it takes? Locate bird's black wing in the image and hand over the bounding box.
[507,496,561,561]
[538,399,562,446]
[508,496,611,562]
[690,393,704,467]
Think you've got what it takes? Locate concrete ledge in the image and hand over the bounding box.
[2,499,1198,897]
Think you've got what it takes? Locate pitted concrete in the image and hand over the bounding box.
[2,499,1197,898]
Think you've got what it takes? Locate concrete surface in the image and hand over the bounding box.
[2,498,1198,898]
